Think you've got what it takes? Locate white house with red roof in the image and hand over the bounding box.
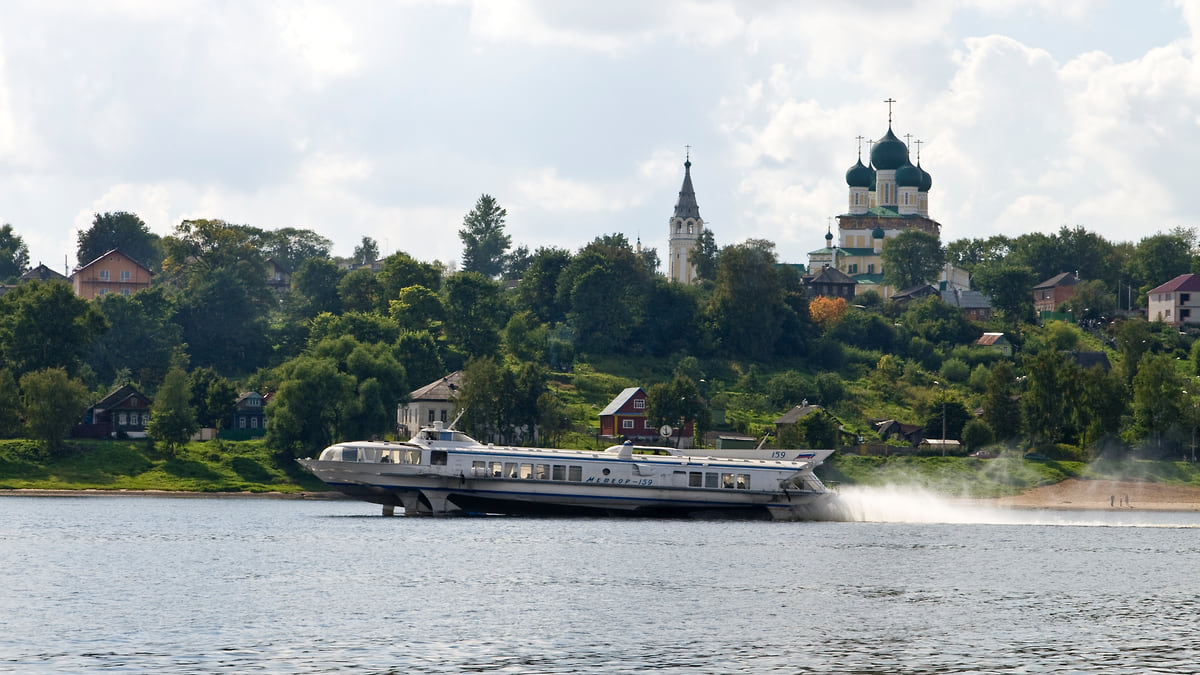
[1148,273,1200,326]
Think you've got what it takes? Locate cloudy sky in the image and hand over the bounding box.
[1,1,1197,273]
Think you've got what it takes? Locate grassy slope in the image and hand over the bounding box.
[0,439,326,492]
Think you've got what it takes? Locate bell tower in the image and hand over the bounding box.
[668,149,703,284]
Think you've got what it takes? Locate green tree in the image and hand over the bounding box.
[87,288,180,388]
[692,228,719,281]
[189,367,238,430]
[982,361,1021,441]
[706,239,785,361]
[289,257,344,318]
[377,251,443,301]
[0,368,21,437]
[961,419,994,450]
[76,211,163,271]
[19,367,90,456]
[338,268,383,313]
[455,356,516,443]
[0,223,31,282]
[922,391,970,441]
[557,236,653,355]
[459,194,511,278]
[147,366,199,455]
[443,272,507,358]
[882,230,944,290]
[389,285,444,332]
[973,262,1036,331]
[353,236,380,266]
[0,280,109,377]
[1131,353,1187,457]
[945,235,1011,276]
[646,374,706,444]
[517,246,572,324]
[267,355,357,457]
[246,226,332,272]
[797,412,837,449]
[172,266,272,374]
[1021,350,1073,445]
[1059,279,1116,321]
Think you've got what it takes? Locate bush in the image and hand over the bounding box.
[939,358,970,383]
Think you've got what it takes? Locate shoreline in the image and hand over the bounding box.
[0,488,347,500]
[6,479,1200,511]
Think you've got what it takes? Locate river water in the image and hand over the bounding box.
[1,490,1198,674]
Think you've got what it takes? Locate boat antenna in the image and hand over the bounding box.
[449,408,466,430]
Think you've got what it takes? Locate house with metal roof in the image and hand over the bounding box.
[1033,272,1080,313]
[1148,273,1200,327]
[397,371,462,438]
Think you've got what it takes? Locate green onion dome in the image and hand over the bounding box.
[918,161,932,192]
[870,126,908,171]
[872,226,885,240]
[846,158,874,188]
[896,159,922,188]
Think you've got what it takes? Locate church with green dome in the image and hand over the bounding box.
[807,103,955,298]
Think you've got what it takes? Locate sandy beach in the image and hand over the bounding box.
[982,478,1200,512]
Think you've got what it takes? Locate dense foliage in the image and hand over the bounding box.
[3,205,1200,470]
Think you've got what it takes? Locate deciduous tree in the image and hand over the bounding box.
[0,223,31,282]
[882,230,944,290]
[0,280,108,377]
[77,212,162,271]
[147,365,199,455]
[20,367,91,456]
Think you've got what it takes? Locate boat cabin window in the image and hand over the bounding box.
[430,450,447,466]
[552,465,566,481]
[689,472,703,487]
[705,473,719,488]
[536,464,550,480]
[568,466,582,481]
[520,463,534,479]
[504,462,518,478]
[737,474,750,489]
[342,447,359,462]
[721,473,735,488]
[404,449,422,465]
[491,461,504,477]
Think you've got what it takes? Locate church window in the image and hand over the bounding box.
[849,264,858,274]
[868,264,874,274]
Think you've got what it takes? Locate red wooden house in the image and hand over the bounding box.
[598,387,694,447]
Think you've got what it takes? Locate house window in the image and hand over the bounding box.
[428,410,435,423]
[98,288,109,296]
[868,264,875,273]
[622,419,634,429]
[250,417,258,429]
[99,269,110,281]
[633,399,646,409]
[644,419,653,429]
[118,412,127,426]
[239,417,246,428]
[1183,293,1191,303]
[120,270,131,281]
[441,410,448,422]
[121,288,130,296]
[849,264,858,274]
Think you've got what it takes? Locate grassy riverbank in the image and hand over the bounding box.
[0,439,326,493]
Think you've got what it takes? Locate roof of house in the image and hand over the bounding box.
[892,284,939,300]
[807,266,856,285]
[1067,350,1112,371]
[74,248,153,275]
[977,332,1008,346]
[409,371,463,402]
[92,384,150,410]
[1148,273,1200,294]
[1033,272,1079,290]
[598,387,646,416]
[20,264,67,282]
[775,403,829,425]
[942,287,992,310]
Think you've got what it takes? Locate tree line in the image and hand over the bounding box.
[3,203,1200,460]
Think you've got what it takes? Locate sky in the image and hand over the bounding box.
[2,0,1198,274]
